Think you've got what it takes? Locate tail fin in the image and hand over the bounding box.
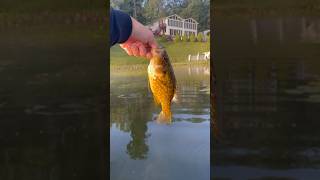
[156,111,172,124]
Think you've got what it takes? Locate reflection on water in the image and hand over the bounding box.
[0,25,107,179]
[212,17,320,179]
[110,65,210,180]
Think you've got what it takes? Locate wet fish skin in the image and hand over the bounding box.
[147,48,176,124]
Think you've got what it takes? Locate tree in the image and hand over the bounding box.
[180,0,209,31]
[113,0,146,24]
[163,0,189,15]
[111,0,124,9]
[144,0,166,24]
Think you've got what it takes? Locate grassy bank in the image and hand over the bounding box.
[110,40,210,67]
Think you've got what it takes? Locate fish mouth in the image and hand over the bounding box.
[151,44,166,56]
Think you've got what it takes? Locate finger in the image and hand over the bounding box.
[146,52,152,59]
[120,43,129,49]
[138,44,147,58]
[124,47,133,56]
[120,44,132,56]
[130,44,139,57]
[149,40,158,49]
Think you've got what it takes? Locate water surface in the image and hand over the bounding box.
[213,16,320,179]
[0,25,107,179]
[110,65,210,180]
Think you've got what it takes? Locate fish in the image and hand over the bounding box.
[147,46,177,124]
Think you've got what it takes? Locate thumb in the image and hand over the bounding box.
[149,40,158,49]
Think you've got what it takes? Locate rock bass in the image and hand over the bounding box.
[147,47,177,124]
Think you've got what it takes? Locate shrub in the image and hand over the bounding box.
[158,35,167,42]
[189,33,196,42]
[197,33,203,42]
[182,34,188,42]
[206,34,210,42]
[166,35,173,41]
[174,34,181,42]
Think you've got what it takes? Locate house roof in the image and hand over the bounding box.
[184,18,199,24]
[166,14,184,21]
[165,14,198,24]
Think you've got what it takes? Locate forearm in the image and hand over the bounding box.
[110,8,133,46]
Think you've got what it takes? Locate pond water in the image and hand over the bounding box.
[212,17,320,179]
[0,25,107,179]
[110,65,210,180]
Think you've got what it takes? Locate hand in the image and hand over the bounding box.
[120,17,158,59]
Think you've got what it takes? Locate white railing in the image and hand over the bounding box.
[187,51,210,61]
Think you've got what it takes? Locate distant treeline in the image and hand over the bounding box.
[214,0,320,16]
[111,0,210,32]
[0,0,105,12]
[215,0,320,8]
[0,11,107,27]
[0,0,107,27]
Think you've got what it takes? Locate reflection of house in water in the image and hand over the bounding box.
[217,60,311,131]
[213,60,320,170]
[187,65,210,76]
[250,17,320,44]
[302,18,320,42]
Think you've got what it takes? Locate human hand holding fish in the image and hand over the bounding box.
[120,17,158,59]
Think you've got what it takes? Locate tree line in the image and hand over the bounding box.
[0,0,105,12]
[111,0,210,32]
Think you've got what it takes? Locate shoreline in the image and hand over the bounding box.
[110,61,210,72]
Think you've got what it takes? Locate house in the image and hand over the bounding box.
[202,30,210,36]
[148,14,198,37]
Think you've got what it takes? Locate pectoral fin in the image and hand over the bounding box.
[172,93,178,103]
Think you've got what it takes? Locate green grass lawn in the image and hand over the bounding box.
[110,40,210,67]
